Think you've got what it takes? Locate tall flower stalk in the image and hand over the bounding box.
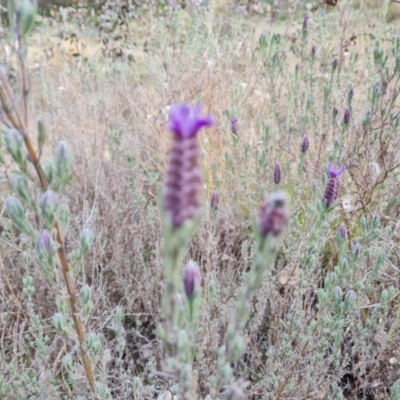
[210,191,290,398]
[159,103,213,398]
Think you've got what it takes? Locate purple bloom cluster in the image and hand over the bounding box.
[323,163,345,207]
[258,191,290,237]
[164,104,214,228]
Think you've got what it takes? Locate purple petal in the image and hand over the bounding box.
[328,163,346,178]
[168,103,214,139]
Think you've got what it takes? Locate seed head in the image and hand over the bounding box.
[332,59,338,71]
[333,107,338,118]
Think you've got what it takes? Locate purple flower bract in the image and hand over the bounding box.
[168,103,214,139]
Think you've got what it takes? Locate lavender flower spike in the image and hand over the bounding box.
[259,191,290,237]
[230,118,238,135]
[337,224,346,239]
[303,14,309,30]
[323,163,345,207]
[164,103,214,228]
[343,107,351,124]
[311,45,316,57]
[274,162,282,184]
[210,191,219,211]
[301,135,309,153]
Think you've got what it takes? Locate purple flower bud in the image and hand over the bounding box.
[210,191,219,211]
[311,45,316,57]
[164,103,213,228]
[274,162,282,185]
[352,239,360,258]
[333,107,338,118]
[6,196,25,223]
[39,190,60,228]
[40,190,59,215]
[332,59,338,70]
[36,229,52,255]
[337,224,346,239]
[54,140,72,180]
[303,14,309,30]
[348,87,354,102]
[79,229,94,255]
[35,229,57,277]
[301,135,309,153]
[230,118,238,135]
[323,163,345,207]
[258,191,290,237]
[5,129,25,165]
[13,176,33,206]
[373,214,380,227]
[183,261,202,299]
[343,107,351,124]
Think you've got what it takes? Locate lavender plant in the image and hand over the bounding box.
[2,2,400,399]
[158,103,213,398]
[0,1,97,396]
[208,192,290,398]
